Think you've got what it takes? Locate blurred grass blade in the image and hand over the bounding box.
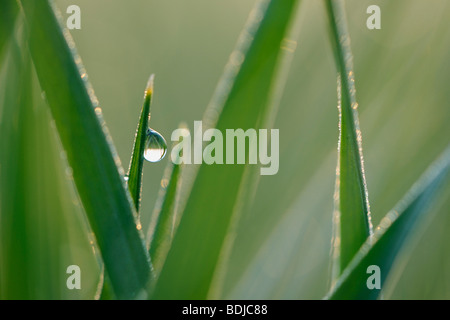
[19,0,151,299]
[325,0,372,281]
[326,145,450,299]
[127,74,154,214]
[152,0,299,299]
[1,37,99,299]
[0,35,32,299]
[147,155,182,277]
[0,0,18,61]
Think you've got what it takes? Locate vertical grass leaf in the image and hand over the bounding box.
[147,157,182,277]
[326,145,450,299]
[127,74,154,215]
[152,0,299,299]
[0,37,33,299]
[19,0,152,299]
[100,74,154,299]
[325,0,373,282]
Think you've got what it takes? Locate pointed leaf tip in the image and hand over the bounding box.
[145,74,155,97]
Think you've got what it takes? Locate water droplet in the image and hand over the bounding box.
[124,175,129,182]
[144,129,167,163]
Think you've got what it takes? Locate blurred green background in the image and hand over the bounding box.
[1,0,450,299]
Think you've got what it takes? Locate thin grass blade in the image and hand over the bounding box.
[19,0,151,299]
[0,35,33,299]
[147,155,182,277]
[127,74,154,214]
[99,75,155,299]
[326,145,450,299]
[325,0,372,282]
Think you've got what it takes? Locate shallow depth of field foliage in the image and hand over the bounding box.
[0,0,450,299]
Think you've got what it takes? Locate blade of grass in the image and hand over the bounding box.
[326,145,450,299]
[152,0,299,299]
[127,74,154,215]
[325,0,373,282]
[0,0,18,61]
[0,34,33,299]
[100,75,154,299]
[147,145,183,277]
[98,272,116,300]
[19,0,151,299]
[1,36,88,299]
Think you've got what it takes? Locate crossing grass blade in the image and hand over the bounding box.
[325,0,373,282]
[151,0,299,299]
[19,0,152,299]
[326,145,450,299]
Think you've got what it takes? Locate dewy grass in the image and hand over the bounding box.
[326,145,450,299]
[325,0,373,284]
[1,0,449,300]
[126,74,155,215]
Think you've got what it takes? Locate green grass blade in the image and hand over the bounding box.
[99,75,154,299]
[19,0,151,299]
[0,36,32,299]
[152,0,299,299]
[99,272,116,300]
[0,0,18,61]
[147,155,182,277]
[1,37,99,299]
[326,145,450,299]
[325,0,372,281]
[127,74,154,215]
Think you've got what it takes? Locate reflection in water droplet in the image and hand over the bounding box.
[144,129,167,163]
